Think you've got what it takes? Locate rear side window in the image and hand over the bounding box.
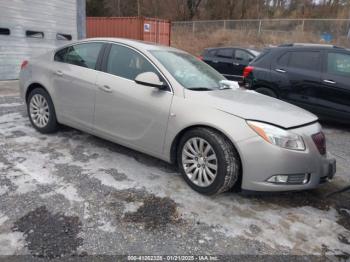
[216,49,233,59]
[107,44,159,80]
[327,52,350,76]
[54,48,68,62]
[0,28,10,35]
[288,51,321,71]
[26,30,44,39]
[277,52,290,67]
[54,43,103,69]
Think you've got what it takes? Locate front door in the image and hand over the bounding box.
[318,51,350,121]
[94,44,173,155]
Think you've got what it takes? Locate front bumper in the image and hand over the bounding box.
[237,122,336,192]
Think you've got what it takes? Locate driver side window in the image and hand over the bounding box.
[106,44,160,81]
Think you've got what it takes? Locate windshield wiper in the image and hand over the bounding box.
[187,87,215,91]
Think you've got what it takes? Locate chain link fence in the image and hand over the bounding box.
[172,19,350,54]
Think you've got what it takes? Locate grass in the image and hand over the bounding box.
[171,28,350,55]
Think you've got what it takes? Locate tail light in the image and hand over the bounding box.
[243,66,254,78]
[21,60,28,70]
[312,132,326,155]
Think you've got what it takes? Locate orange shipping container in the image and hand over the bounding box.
[86,17,171,46]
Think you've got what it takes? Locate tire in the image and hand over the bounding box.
[177,128,240,195]
[255,87,278,98]
[27,88,59,134]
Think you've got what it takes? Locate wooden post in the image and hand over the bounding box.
[258,19,262,36]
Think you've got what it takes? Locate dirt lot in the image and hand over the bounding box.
[0,81,349,260]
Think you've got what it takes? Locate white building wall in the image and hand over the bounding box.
[0,0,81,80]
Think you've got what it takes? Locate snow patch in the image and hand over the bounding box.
[56,184,84,203]
[0,102,23,108]
[0,214,9,226]
[0,232,25,255]
[98,221,117,233]
[0,185,9,196]
[124,201,143,214]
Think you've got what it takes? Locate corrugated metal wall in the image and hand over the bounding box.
[87,17,171,46]
[143,18,171,46]
[0,0,85,80]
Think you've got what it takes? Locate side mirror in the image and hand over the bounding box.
[135,72,166,89]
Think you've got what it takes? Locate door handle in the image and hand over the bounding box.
[55,70,64,77]
[98,85,113,93]
[323,79,336,84]
[275,69,286,73]
[213,60,219,63]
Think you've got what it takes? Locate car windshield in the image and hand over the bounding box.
[150,50,226,90]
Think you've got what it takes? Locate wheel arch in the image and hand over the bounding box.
[169,124,243,189]
[25,82,51,103]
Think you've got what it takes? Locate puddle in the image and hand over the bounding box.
[109,190,180,229]
[124,195,180,229]
[12,206,83,259]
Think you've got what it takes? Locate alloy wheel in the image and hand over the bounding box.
[182,137,218,187]
[29,94,50,128]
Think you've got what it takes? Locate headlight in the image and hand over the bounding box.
[247,121,305,151]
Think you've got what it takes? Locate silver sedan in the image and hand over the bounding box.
[19,38,336,194]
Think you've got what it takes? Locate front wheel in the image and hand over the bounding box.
[27,88,59,134]
[177,128,240,195]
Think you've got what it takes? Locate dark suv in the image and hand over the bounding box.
[200,47,260,81]
[243,44,350,123]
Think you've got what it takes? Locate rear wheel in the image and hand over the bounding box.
[177,128,240,195]
[255,87,277,98]
[27,88,59,134]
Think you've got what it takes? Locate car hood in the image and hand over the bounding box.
[185,88,318,129]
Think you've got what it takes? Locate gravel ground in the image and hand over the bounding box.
[0,81,349,261]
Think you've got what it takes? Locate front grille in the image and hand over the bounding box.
[312,132,326,155]
[287,174,309,184]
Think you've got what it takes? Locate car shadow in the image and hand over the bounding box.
[58,125,178,174]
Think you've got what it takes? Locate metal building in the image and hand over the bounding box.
[0,0,86,80]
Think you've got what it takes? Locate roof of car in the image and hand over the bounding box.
[277,43,346,49]
[205,46,255,50]
[77,37,181,52]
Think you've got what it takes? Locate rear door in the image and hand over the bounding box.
[52,42,105,130]
[318,51,350,121]
[233,49,255,79]
[272,50,322,111]
[214,48,235,79]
